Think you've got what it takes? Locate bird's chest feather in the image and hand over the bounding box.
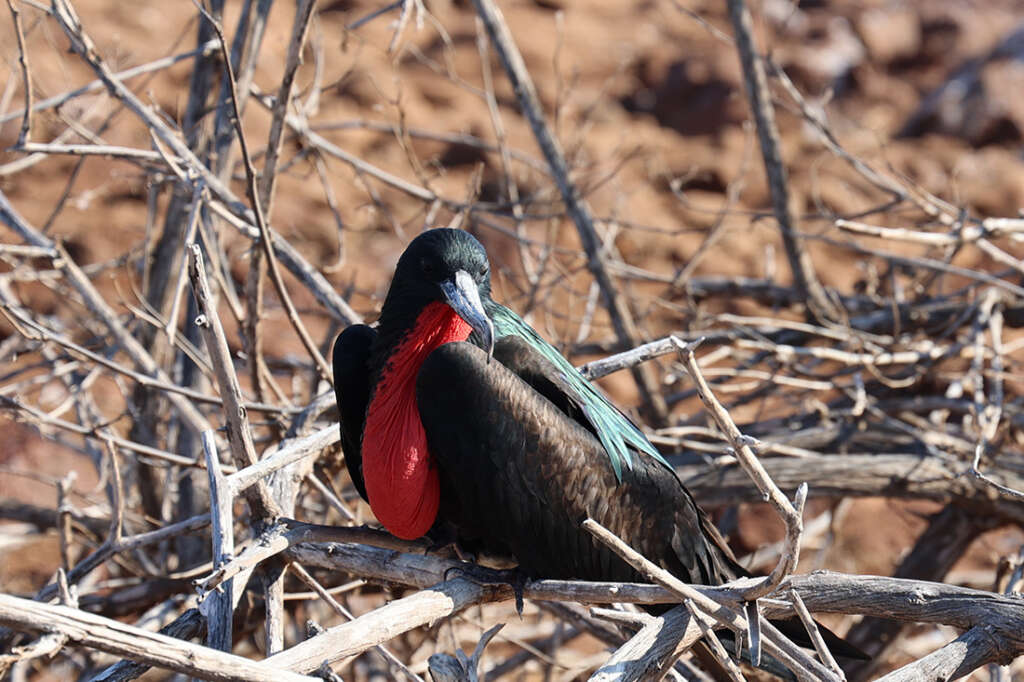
[362,302,472,539]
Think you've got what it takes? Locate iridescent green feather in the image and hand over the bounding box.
[488,303,670,481]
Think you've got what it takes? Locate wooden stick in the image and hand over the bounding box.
[677,452,1024,526]
[789,589,842,678]
[164,182,205,345]
[726,0,838,322]
[188,243,280,520]
[590,605,701,682]
[875,625,1008,681]
[578,335,687,380]
[676,339,806,600]
[201,430,234,653]
[0,632,65,676]
[6,0,32,145]
[56,472,76,573]
[685,600,746,682]
[228,425,339,497]
[263,577,497,673]
[88,609,205,682]
[0,594,317,682]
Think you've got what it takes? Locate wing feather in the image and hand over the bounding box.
[487,303,670,480]
[332,324,376,502]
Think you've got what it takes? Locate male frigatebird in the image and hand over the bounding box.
[333,228,860,667]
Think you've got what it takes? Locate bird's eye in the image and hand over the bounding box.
[421,260,436,277]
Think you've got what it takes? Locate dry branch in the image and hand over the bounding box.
[6,0,33,145]
[189,243,280,520]
[725,0,837,322]
[263,576,506,673]
[289,541,1024,640]
[589,605,699,682]
[201,430,235,653]
[678,453,1024,525]
[0,594,317,682]
[675,340,807,600]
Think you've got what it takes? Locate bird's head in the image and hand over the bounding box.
[381,228,495,357]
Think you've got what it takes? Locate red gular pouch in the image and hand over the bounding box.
[361,301,473,539]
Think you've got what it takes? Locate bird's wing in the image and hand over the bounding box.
[332,324,376,502]
[416,339,868,661]
[487,303,670,481]
[416,339,729,585]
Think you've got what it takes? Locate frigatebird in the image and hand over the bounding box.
[333,228,860,667]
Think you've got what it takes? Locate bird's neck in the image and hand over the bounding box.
[362,301,472,539]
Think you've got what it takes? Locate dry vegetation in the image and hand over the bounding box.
[2,0,1024,679]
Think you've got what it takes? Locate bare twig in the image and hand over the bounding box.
[578,335,688,380]
[684,600,746,682]
[200,430,234,653]
[288,562,425,682]
[0,594,317,682]
[0,190,212,436]
[262,576,502,674]
[88,609,205,682]
[0,41,219,126]
[589,605,699,682]
[969,444,1024,501]
[0,633,66,677]
[246,0,318,409]
[875,625,1013,681]
[675,339,807,600]
[6,0,33,145]
[726,0,838,322]
[56,472,76,573]
[195,520,428,594]
[188,243,280,520]
[165,181,205,345]
[789,589,843,678]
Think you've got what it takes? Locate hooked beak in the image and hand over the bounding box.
[440,270,494,360]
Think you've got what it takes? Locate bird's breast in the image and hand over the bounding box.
[362,302,472,539]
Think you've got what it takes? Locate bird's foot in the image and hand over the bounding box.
[443,563,528,616]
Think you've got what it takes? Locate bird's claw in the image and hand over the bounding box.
[443,564,527,616]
